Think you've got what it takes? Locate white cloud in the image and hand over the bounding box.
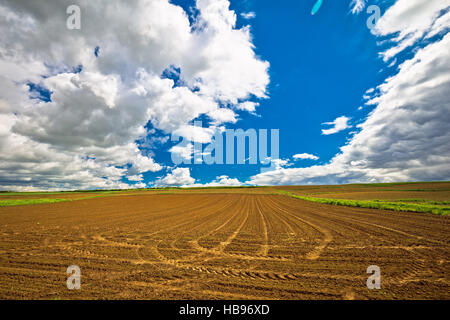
[293,153,319,161]
[207,108,237,124]
[155,168,244,188]
[74,72,119,108]
[169,143,193,163]
[235,101,259,114]
[373,0,450,61]
[271,158,291,169]
[187,175,244,187]
[425,10,450,39]
[0,0,269,190]
[350,0,366,14]
[154,167,195,187]
[127,174,144,182]
[183,0,270,105]
[172,125,216,144]
[321,116,352,135]
[241,12,256,19]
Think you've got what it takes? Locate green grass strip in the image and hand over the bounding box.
[0,194,115,207]
[278,191,449,215]
[375,199,450,205]
[0,192,176,207]
[0,198,68,207]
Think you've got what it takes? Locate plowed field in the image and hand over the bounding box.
[0,193,448,299]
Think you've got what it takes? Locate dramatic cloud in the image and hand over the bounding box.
[321,116,352,135]
[0,0,269,190]
[249,0,450,186]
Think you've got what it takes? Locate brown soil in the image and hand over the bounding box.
[0,193,448,299]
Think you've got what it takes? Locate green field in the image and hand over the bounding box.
[0,199,68,207]
[278,191,450,215]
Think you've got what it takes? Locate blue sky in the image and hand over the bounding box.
[143,0,394,186]
[0,0,449,190]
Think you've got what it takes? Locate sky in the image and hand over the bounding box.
[0,0,449,190]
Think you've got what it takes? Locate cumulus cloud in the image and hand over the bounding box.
[207,108,237,125]
[154,167,195,187]
[169,143,194,163]
[271,158,292,170]
[188,175,244,187]
[321,116,352,135]
[248,0,450,186]
[155,168,243,188]
[293,153,319,161]
[0,0,269,190]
